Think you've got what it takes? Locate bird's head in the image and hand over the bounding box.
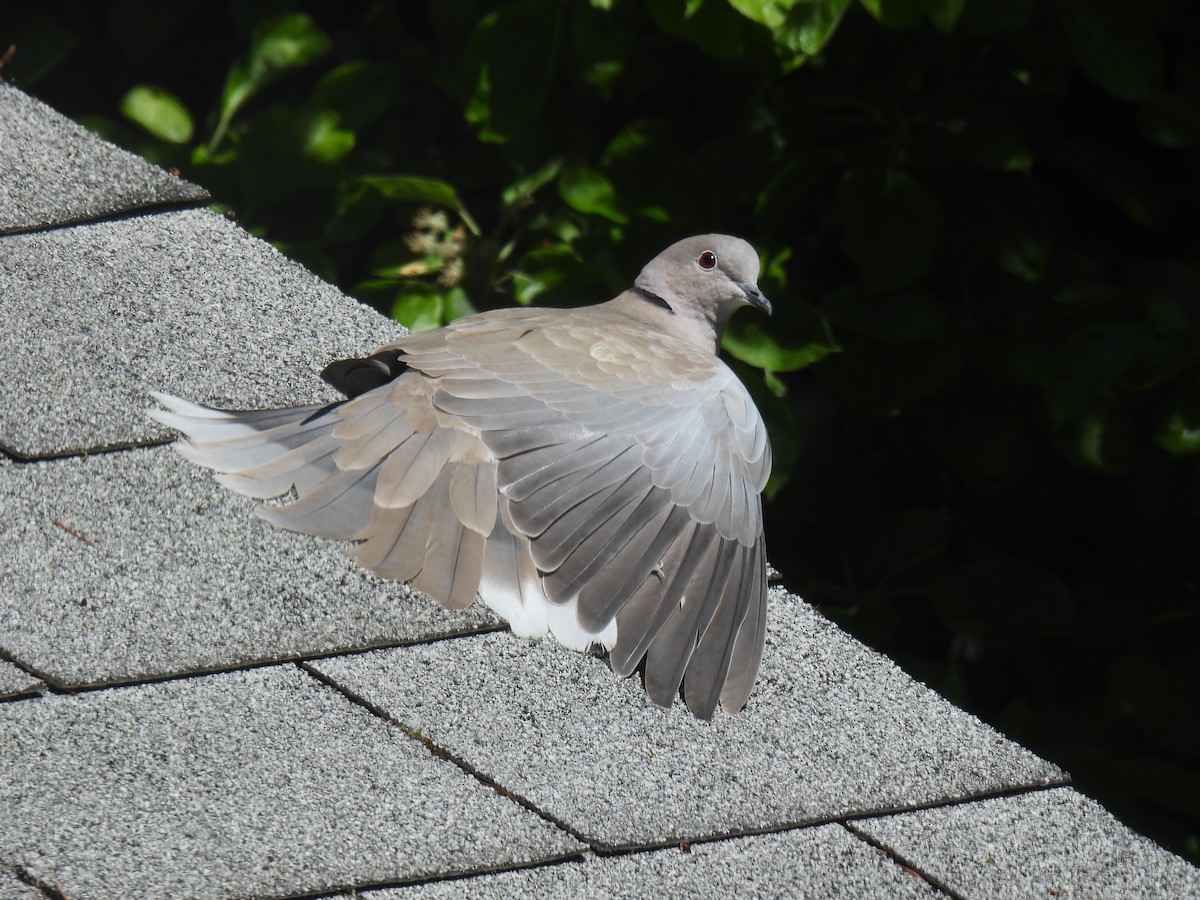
[631,234,772,351]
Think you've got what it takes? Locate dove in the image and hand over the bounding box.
[149,234,773,718]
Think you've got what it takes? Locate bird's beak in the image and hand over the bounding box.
[738,282,772,316]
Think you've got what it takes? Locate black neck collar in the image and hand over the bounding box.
[631,286,674,313]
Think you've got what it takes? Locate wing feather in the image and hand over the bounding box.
[502,436,610,503]
[508,443,644,538]
[375,429,466,509]
[573,503,693,622]
[534,470,651,575]
[682,540,757,718]
[718,536,768,714]
[256,461,382,539]
[605,522,717,676]
[412,468,487,608]
[642,537,739,710]
[351,497,424,580]
[449,460,499,536]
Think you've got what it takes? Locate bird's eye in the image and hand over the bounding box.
[698,250,717,270]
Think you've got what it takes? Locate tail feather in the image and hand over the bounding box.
[149,392,338,497]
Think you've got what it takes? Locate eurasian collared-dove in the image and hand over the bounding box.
[149,234,772,718]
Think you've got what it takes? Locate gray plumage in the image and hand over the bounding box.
[149,234,773,718]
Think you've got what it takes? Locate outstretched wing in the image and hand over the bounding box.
[150,305,771,717]
[391,308,771,717]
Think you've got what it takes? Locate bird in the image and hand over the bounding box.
[149,234,773,718]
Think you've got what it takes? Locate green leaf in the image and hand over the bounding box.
[761,246,793,292]
[391,287,444,332]
[1052,0,1162,102]
[209,13,331,153]
[502,158,564,208]
[512,244,584,306]
[776,0,853,57]
[119,85,193,143]
[303,111,355,163]
[995,232,1050,283]
[725,0,788,27]
[361,175,481,235]
[722,312,839,371]
[558,165,628,223]
[726,0,853,63]
[443,287,477,322]
[1051,396,1135,473]
[1154,390,1200,456]
[603,120,674,165]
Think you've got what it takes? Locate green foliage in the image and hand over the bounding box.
[8,0,1199,860]
[361,176,481,235]
[119,85,193,143]
[206,12,331,155]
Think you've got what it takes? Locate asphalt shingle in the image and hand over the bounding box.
[0,207,400,458]
[0,665,581,899]
[0,867,43,899]
[372,826,938,899]
[0,448,499,687]
[0,83,208,234]
[310,589,1066,850]
[0,659,42,699]
[851,787,1200,899]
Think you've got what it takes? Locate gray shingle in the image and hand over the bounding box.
[0,448,499,687]
[0,207,400,458]
[370,826,938,899]
[0,665,581,899]
[0,659,42,699]
[0,867,44,899]
[310,590,1066,849]
[850,787,1200,899]
[0,83,208,233]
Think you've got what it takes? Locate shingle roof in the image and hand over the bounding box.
[2,82,1197,899]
